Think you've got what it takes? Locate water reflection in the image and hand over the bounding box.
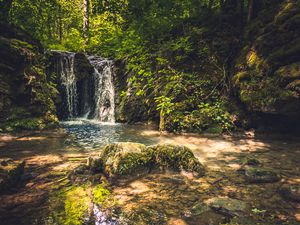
[61,119,158,149]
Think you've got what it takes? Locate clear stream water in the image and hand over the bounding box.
[61,119,159,149]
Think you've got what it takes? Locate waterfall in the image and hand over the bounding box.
[58,52,78,118]
[54,51,115,123]
[88,56,115,123]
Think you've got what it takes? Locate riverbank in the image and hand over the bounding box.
[0,126,299,224]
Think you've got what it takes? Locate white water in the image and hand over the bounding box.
[88,56,115,123]
[57,52,115,123]
[59,52,78,118]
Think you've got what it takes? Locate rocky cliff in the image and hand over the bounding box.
[233,0,300,130]
[0,23,58,131]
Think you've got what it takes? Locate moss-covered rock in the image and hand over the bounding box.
[205,197,248,217]
[148,144,205,177]
[0,23,58,131]
[90,142,205,179]
[99,142,150,178]
[233,0,300,127]
[244,167,280,183]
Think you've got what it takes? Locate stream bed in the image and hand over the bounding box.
[0,120,299,225]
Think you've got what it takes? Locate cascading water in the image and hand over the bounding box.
[58,52,78,118]
[55,51,115,123]
[88,56,115,123]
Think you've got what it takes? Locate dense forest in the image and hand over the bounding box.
[0,0,300,225]
[1,0,299,133]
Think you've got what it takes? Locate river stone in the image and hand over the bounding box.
[99,142,150,178]
[244,167,280,183]
[0,160,25,193]
[279,184,300,202]
[205,197,248,217]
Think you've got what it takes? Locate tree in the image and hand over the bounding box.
[0,0,13,22]
[83,0,89,45]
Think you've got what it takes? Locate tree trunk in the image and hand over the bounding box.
[83,0,89,45]
[0,0,14,23]
[247,0,254,23]
[58,4,62,42]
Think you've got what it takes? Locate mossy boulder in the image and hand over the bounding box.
[99,142,151,178]
[244,167,280,183]
[148,144,205,177]
[90,142,205,179]
[0,160,25,193]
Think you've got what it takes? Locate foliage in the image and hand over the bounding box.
[6,0,264,133]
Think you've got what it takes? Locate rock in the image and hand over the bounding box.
[205,197,248,217]
[0,23,58,131]
[244,167,280,183]
[99,142,150,178]
[73,53,94,81]
[91,143,205,179]
[148,144,205,177]
[188,202,211,216]
[0,160,25,193]
[279,184,300,202]
[242,157,260,166]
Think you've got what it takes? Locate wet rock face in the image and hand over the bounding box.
[88,142,205,179]
[0,160,25,193]
[279,184,300,202]
[244,167,280,183]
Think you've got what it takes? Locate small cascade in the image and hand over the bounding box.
[58,52,78,118]
[88,56,115,123]
[53,51,115,123]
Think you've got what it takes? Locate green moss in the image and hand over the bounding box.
[48,185,91,225]
[148,144,205,176]
[92,184,110,205]
[100,143,150,177]
[1,115,58,132]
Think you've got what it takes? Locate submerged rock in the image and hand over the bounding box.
[279,184,300,202]
[244,167,280,183]
[0,160,25,193]
[88,142,205,179]
[205,197,248,217]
